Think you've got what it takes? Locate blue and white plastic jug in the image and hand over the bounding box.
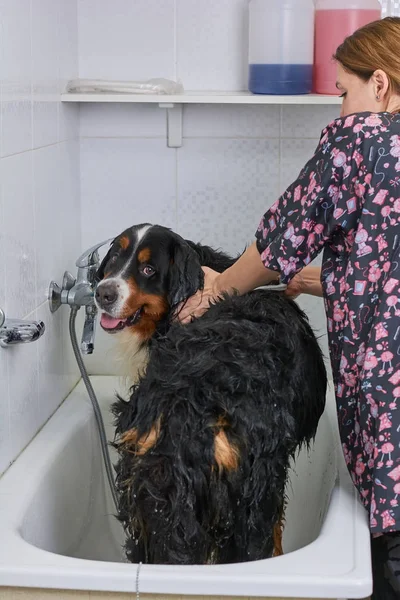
[248,0,315,95]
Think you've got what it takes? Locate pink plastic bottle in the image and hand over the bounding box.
[314,0,381,95]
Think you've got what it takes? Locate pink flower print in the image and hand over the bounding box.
[355,226,372,257]
[328,184,340,202]
[380,442,395,465]
[353,150,363,167]
[386,295,398,315]
[381,205,391,221]
[307,172,317,195]
[379,413,392,431]
[375,322,388,341]
[392,483,400,507]
[283,225,295,240]
[294,185,302,202]
[333,302,345,326]
[343,164,352,179]
[394,198,400,213]
[389,370,400,386]
[365,114,383,127]
[373,189,389,205]
[368,262,381,283]
[390,134,400,158]
[355,455,366,476]
[382,509,396,529]
[332,148,347,168]
[364,351,379,378]
[388,465,400,481]
[384,278,399,294]
[380,350,394,375]
[356,342,366,367]
[393,387,400,403]
[376,234,388,253]
[366,392,379,418]
[344,115,355,128]
[355,182,366,198]
[325,272,335,296]
[353,123,363,134]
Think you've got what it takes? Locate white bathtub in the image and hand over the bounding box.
[0,376,372,599]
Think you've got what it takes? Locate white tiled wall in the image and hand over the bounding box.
[0,0,339,473]
[0,0,81,475]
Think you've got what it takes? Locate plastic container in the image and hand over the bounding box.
[314,0,382,95]
[248,0,315,95]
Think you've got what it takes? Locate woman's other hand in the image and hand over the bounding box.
[285,266,323,299]
[176,267,221,323]
[285,272,304,300]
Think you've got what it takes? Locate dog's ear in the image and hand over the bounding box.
[167,239,204,309]
[96,243,114,282]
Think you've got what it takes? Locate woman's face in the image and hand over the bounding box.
[336,63,382,117]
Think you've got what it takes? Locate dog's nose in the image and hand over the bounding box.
[95,282,118,308]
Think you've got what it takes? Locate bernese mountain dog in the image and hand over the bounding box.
[95,223,327,565]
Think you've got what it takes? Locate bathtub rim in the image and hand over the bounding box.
[0,376,372,598]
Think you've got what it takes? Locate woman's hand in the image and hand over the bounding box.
[176,267,222,324]
[285,272,304,300]
[284,266,323,299]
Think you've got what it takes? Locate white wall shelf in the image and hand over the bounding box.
[61,91,342,105]
[62,91,341,148]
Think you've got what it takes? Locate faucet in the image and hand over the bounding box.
[0,307,45,348]
[48,239,113,354]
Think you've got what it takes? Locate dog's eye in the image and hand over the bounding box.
[109,254,118,265]
[141,265,156,277]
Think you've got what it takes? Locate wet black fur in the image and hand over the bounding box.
[107,227,327,565]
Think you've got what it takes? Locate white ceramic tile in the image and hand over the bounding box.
[0,0,32,157]
[31,0,59,148]
[281,105,340,139]
[36,302,66,427]
[80,138,177,248]
[80,104,166,138]
[77,0,175,80]
[58,0,79,142]
[33,144,63,306]
[176,0,248,91]
[183,104,280,138]
[0,159,5,310]
[2,152,36,318]
[58,139,81,274]
[0,351,11,475]
[6,321,39,460]
[176,139,280,256]
[279,138,320,194]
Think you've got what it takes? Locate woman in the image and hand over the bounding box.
[178,17,400,599]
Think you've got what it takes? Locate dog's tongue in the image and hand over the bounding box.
[100,313,125,329]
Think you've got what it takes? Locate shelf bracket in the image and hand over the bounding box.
[159,103,182,148]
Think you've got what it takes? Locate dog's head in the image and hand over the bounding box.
[95,224,203,341]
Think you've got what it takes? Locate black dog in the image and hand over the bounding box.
[95,223,327,565]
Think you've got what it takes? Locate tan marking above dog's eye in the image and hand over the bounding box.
[138,247,151,263]
[119,236,130,250]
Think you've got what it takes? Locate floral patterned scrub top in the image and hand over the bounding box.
[255,112,400,533]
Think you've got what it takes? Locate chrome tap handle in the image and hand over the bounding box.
[75,238,114,269]
[81,304,98,354]
[0,308,45,348]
